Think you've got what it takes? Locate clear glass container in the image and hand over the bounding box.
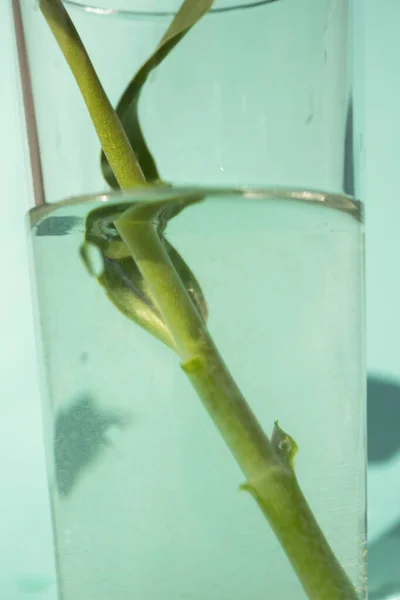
[15,1,365,597]
[17,0,355,203]
[29,186,366,600]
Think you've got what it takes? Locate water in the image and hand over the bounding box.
[30,189,366,600]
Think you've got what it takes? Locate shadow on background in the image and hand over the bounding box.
[368,521,400,600]
[367,376,400,599]
[368,376,400,463]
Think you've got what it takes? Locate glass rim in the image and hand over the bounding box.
[29,185,362,229]
[62,0,279,17]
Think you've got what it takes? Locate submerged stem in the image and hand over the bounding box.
[115,206,359,600]
[39,0,145,189]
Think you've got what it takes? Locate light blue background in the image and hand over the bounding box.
[1,0,399,598]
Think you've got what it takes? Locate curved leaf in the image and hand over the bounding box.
[82,198,207,348]
[100,0,214,188]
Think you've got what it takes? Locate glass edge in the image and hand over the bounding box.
[28,185,363,229]
[62,0,280,18]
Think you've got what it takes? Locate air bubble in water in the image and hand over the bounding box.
[79,242,104,278]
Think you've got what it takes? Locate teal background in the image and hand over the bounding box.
[1,0,399,598]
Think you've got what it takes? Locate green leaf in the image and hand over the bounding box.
[82,197,207,348]
[100,0,214,188]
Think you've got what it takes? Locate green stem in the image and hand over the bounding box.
[115,206,359,600]
[39,0,145,189]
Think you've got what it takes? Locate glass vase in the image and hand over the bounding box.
[15,0,366,598]
[16,0,356,203]
[28,186,366,600]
